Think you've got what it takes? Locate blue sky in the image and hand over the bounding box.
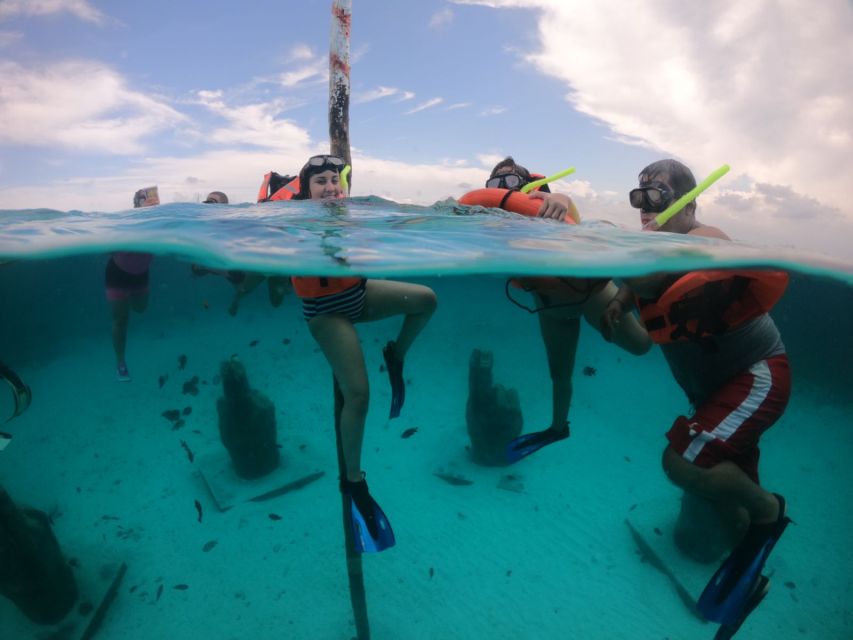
[1,0,851,258]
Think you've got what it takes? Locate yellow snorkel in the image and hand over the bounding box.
[519,167,576,194]
[518,166,580,224]
[340,164,351,195]
[644,164,730,231]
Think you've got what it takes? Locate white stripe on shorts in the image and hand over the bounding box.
[683,360,772,462]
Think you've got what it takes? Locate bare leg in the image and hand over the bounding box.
[358,280,437,358]
[662,446,780,533]
[308,315,369,482]
[110,299,131,365]
[537,309,580,431]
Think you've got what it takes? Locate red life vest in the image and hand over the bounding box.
[637,270,789,343]
[257,172,300,202]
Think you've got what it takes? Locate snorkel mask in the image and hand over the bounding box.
[0,362,31,450]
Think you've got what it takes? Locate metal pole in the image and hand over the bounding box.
[329,0,352,186]
[329,6,367,635]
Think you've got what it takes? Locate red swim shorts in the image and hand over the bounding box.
[666,354,791,484]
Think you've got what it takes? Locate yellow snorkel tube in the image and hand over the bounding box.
[519,167,580,224]
[644,164,730,231]
[519,167,576,194]
[340,165,351,195]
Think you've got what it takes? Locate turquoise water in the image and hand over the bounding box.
[1,202,851,639]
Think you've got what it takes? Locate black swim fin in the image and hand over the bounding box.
[383,342,405,419]
[698,494,790,626]
[340,475,395,553]
[505,423,569,464]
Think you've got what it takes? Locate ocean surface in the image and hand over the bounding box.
[1,200,851,640]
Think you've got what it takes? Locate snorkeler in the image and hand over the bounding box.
[600,159,791,637]
[468,158,651,463]
[288,154,437,552]
[105,186,159,381]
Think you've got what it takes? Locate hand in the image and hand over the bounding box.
[600,297,623,342]
[528,191,573,221]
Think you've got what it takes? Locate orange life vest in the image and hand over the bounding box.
[257,172,301,202]
[290,276,363,299]
[637,270,789,343]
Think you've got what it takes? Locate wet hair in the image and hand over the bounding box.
[203,191,229,204]
[489,156,531,181]
[294,161,340,200]
[638,159,697,199]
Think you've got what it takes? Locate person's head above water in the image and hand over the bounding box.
[203,191,229,204]
[486,156,550,193]
[133,186,160,208]
[295,154,345,200]
[631,159,698,232]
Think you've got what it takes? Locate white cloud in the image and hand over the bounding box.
[277,48,328,88]
[354,85,399,104]
[396,91,416,102]
[429,8,455,29]
[453,0,853,217]
[289,44,315,61]
[445,102,471,111]
[0,60,185,153]
[479,106,506,116]
[0,0,105,23]
[405,97,444,115]
[192,90,311,153]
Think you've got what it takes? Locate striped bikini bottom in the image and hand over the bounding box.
[301,279,367,322]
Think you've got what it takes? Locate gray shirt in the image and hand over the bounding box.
[660,314,786,406]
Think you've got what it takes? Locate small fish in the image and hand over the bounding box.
[194,499,203,523]
[158,374,168,389]
[506,570,512,577]
[129,585,138,593]
[172,419,186,431]
[401,427,418,439]
[624,456,631,463]
[653,527,663,536]
[182,406,192,416]
[156,584,164,602]
[298,444,307,451]
[202,300,209,310]
[202,540,218,552]
[433,471,473,486]
[249,339,260,347]
[268,513,282,521]
[180,440,194,463]
[178,355,187,370]
[429,567,434,579]
[629,503,637,512]
[182,376,200,396]
[101,515,119,520]
[582,366,596,377]
[282,338,291,345]
[173,584,189,591]
[161,409,181,422]
[784,581,796,589]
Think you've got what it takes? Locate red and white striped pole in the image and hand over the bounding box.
[329,0,352,184]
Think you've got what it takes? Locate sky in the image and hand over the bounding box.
[0,0,851,259]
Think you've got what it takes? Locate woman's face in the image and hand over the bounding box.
[307,170,342,200]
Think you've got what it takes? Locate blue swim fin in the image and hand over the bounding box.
[505,423,569,464]
[383,342,405,419]
[713,575,770,639]
[341,476,396,553]
[698,494,790,626]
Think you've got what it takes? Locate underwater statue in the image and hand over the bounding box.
[217,356,279,479]
[466,349,523,466]
[674,491,730,563]
[0,485,78,624]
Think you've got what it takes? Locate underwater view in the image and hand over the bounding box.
[1,201,851,640]
[2,1,852,638]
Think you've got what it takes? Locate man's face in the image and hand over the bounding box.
[636,173,693,234]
